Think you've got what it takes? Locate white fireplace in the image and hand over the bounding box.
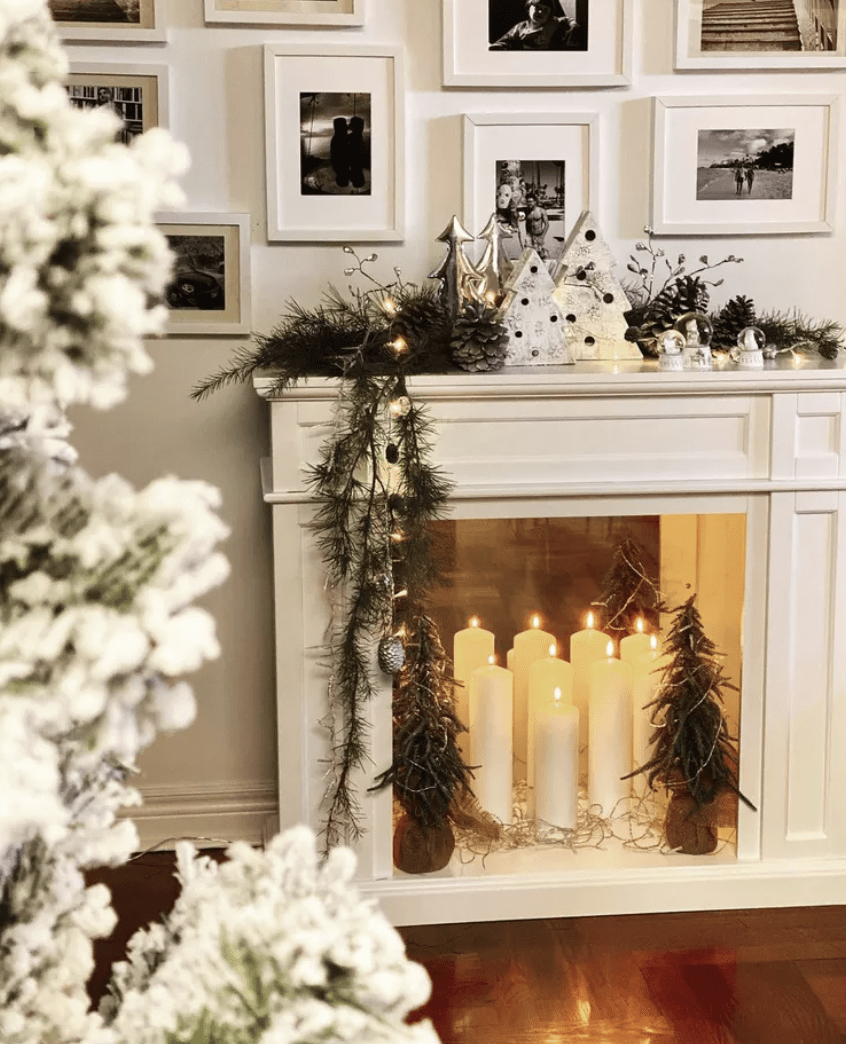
[257,357,846,926]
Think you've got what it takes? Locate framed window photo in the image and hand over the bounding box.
[463,113,599,266]
[264,45,404,242]
[444,0,631,88]
[48,0,165,43]
[157,214,252,336]
[675,0,846,70]
[204,0,363,27]
[651,95,838,236]
[66,65,168,144]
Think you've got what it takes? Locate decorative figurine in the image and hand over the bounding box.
[657,328,685,371]
[498,248,573,366]
[733,325,766,370]
[675,311,714,371]
[552,211,641,361]
[475,213,513,303]
[428,216,482,321]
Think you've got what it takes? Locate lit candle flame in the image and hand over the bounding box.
[470,616,479,628]
[531,614,541,629]
[488,654,496,665]
[548,644,556,658]
[486,290,496,305]
[586,611,595,630]
[606,640,614,659]
[553,686,562,704]
[636,617,644,634]
[650,634,658,653]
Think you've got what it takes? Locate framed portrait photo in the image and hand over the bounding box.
[157,214,252,336]
[204,0,363,26]
[675,0,846,70]
[444,0,632,88]
[651,95,838,236]
[47,0,165,43]
[463,113,599,267]
[66,65,168,143]
[264,45,404,242]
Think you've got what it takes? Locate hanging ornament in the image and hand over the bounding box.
[378,634,406,675]
[475,213,513,302]
[428,216,482,322]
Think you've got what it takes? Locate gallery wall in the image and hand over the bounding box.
[66,0,846,847]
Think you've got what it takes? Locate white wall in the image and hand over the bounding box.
[66,0,846,847]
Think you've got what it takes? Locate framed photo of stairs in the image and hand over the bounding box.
[675,0,846,69]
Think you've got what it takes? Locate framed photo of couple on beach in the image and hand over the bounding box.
[651,95,838,235]
[264,45,404,242]
[443,0,632,87]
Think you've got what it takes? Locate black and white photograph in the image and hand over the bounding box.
[204,0,363,26]
[699,0,838,54]
[164,235,226,312]
[696,128,795,200]
[299,92,372,196]
[48,0,141,23]
[66,82,147,144]
[495,159,567,260]
[488,0,589,50]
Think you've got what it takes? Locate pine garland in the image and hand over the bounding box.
[626,595,753,810]
[756,309,844,360]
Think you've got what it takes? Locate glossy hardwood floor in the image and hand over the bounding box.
[88,853,846,1042]
[400,907,846,1044]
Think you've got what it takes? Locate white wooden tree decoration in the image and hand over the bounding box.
[428,216,482,321]
[552,211,641,361]
[475,214,512,303]
[498,248,573,366]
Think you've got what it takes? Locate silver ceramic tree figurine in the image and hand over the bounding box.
[428,216,482,321]
[474,213,513,304]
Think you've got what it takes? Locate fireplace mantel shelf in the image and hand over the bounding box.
[259,353,846,925]
[254,355,846,402]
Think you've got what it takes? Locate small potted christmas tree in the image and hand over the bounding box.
[592,534,666,641]
[629,595,754,854]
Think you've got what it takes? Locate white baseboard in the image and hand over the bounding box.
[120,780,278,852]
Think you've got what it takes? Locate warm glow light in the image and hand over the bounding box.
[650,634,658,653]
[382,298,397,314]
[391,337,408,354]
[548,644,556,658]
[531,615,541,629]
[486,290,496,305]
[389,400,402,417]
[393,588,408,600]
[488,654,496,665]
[553,686,562,704]
[636,617,644,634]
[586,611,595,630]
[606,640,614,659]
[470,616,480,628]
[391,531,405,542]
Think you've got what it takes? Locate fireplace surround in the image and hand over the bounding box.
[257,357,846,925]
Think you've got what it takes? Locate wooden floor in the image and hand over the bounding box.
[87,853,846,1042]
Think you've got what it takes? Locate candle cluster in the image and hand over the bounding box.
[455,612,666,829]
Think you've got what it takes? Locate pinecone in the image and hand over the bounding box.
[711,295,757,349]
[378,635,406,675]
[642,275,711,341]
[450,300,509,372]
[390,293,451,368]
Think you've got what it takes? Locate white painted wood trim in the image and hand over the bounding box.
[122,780,278,851]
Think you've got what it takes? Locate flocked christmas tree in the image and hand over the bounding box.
[0,3,440,1042]
[627,595,754,855]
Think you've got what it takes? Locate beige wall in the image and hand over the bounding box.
[66,0,846,847]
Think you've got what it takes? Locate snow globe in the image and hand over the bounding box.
[657,328,685,371]
[674,311,714,371]
[733,325,766,370]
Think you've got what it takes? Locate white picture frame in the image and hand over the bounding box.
[204,0,363,26]
[463,112,599,265]
[264,44,404,243]
[675,0,846,70]
[48,0,166,43]
[443,0,631,88]
[651,95,838,236]
[66,64,169,142]
[157,213,252,336]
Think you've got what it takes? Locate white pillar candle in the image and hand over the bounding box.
[620,618,653,665]
[506,648,514,672]
[469,660,514,823]
[569,612,610,771]
[453,617,495,759]
[527,646,573,815]
[631,639,671,799]
[535,687,580,830]
[512,616,556,782]
[588,642,634,818]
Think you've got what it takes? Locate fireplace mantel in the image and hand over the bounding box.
[257,358,846,925]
